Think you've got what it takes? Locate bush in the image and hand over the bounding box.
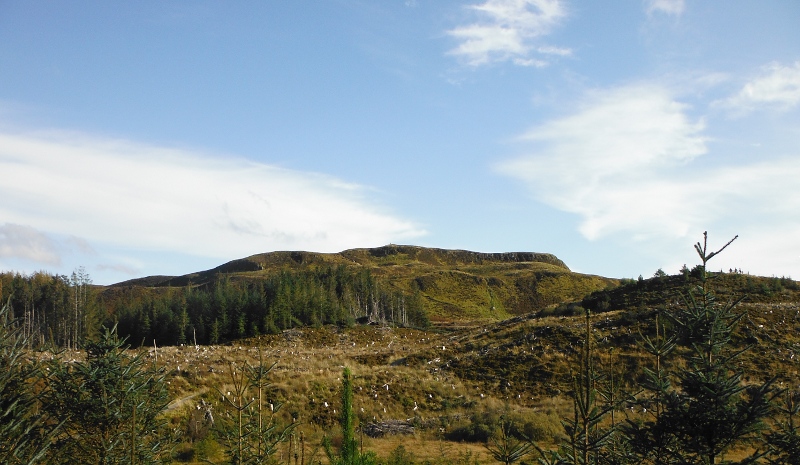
[445,410,500,442]
[0,299,58,465]
[520,412,562,443]
[387,445,416,465]
[445,409,561,444]
[194,436,224,462]
[42,326,177,464]
[540,303,584,318]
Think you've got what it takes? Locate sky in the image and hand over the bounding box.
[1,0,799,285]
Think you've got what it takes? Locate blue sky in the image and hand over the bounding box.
[1,0,799,285]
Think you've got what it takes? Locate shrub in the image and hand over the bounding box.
[520,412,562,443]
[445,410,500,442]
[42,325,177,464]
[540,303,584,318]
[0,299,58,465]
[387,445,416,465]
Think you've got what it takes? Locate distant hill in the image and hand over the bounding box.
[105,244,618,321]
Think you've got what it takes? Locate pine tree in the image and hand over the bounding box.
[765,391,800,465]
[0,298,60,465]
[485,420,532,465]
[340,367,357,465]
[534,309,618,465]
[621,309,677,465]
[324,367,377,465]
[212,352,294,465]
[655,233,776,464]
[42,325,176,464]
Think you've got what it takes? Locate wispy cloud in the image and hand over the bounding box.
[0,223,61,265]
[645,0,685,16]
[496,83,800,276]
[0,130,426,271]
[497,84,707,239]
[96,262,141,276]
[720,61,800,114]
[446,0,569,67]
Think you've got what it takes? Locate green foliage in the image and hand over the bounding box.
[532,308,625,465]
[0,269,98,349]
[558,310,619,465]
[535,233,782,465]
[341,367,357,465]
[621,310,677,465]
[386,445,415,465]
[618,233,777,465]
[444,408,561,446]
[0,298,59,465]
[540,303,585,318]
[42,326,176,464]
[659,234,775,464]
[114,267,430,347]
[765,391,800,465]
[325,367,378,465]
[446,410,501,443]
[212,352,294,464]
[484,421,532,465]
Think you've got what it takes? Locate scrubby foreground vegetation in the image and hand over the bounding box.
[2,236,800,464]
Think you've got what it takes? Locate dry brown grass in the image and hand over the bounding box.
[44,280,800,464]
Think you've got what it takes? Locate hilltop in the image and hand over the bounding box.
[104,244,617,323]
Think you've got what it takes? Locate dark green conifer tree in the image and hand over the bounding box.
[212,353,293,465]
[0,299,60,465]
[765,391,800,465]
[654,233,775,464]
[534,309,619,465]
[42,326,176,464]
[621,310,677,465]
[324,367,377,465]
[340,367,357,465]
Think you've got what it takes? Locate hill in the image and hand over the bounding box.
[104,244,617,324]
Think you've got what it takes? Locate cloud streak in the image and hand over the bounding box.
[645,0,685,16]
[0,223,61,265]
[496,83,800,277]
[720,61,800,114]
[498,84,707,239]
[447,0,569,67]
[0,130,426,273]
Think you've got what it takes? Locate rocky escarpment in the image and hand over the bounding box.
[341,244,570,270]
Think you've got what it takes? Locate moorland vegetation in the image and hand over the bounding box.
[2,237,800,464]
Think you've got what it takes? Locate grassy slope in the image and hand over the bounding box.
[105,244,618,321]
[137,270,800,464]
[99,247,800,462]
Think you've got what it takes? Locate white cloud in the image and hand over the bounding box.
[447,0,569,67]
[498,84,707,239]
[645,0,685,16]
[721,61,800,114]
[496,83,800,277]
[96,262,141,276]
[0,130,426,268]
[536,45,572,56]
[0,223,61,265]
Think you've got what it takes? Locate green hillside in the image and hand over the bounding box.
[104,244,618,325]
